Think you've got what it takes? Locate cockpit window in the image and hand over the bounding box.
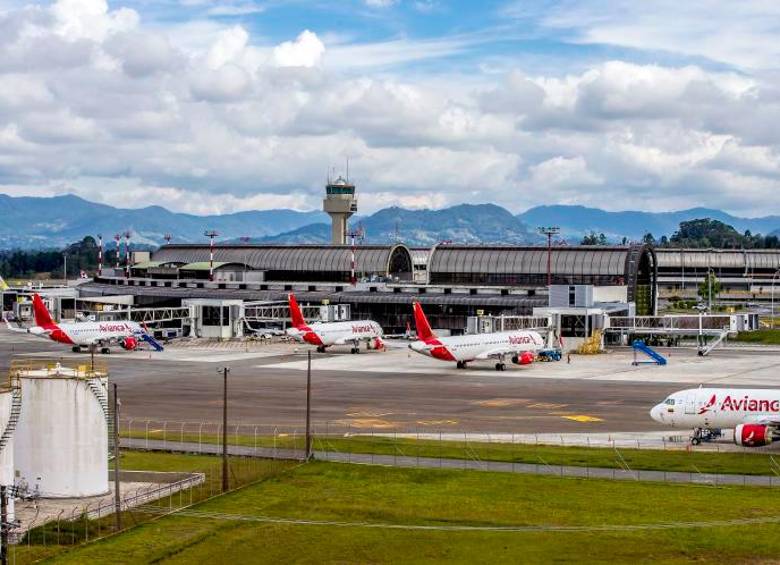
[664,398,675,405]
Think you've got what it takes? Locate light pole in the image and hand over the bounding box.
[707,267,713,313]
[217,366,230,492]
[62,253,67,285]
[537,226,560,287]
[771,268,780,327]
[240,236,251,276]
[204,230,219,282]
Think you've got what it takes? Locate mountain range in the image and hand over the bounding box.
[0,193,778,249]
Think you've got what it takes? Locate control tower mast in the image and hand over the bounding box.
[323,172,357,245]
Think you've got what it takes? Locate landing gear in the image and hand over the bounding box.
[316,346,326,353]
[350,347,360,354]
[100,347,111,355]
[494,362,506,371]
[456,361,467,370]
[71,346,81,353]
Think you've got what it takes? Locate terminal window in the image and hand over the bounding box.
[203,306,230,326]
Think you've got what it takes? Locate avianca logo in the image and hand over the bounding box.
[509,335,535,345]
[352,325,374,334]
[698,394,717,415]
[99,323,132,333]
[720,395,780,412]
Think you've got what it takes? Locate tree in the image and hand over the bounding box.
[642,232,656,245]
[581,232,608,245]
[698,271,722,308]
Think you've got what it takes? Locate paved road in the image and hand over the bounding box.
[123,438,780,488]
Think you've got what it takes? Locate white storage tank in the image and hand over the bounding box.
[0,386,21,520]
[13,362,109,498]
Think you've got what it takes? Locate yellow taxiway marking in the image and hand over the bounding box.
[416,420,458,426]
[346,411,394,418]
[473,398,530,408]
[527,402,568,410]
[561,415,604,423]
[333,418,398,429]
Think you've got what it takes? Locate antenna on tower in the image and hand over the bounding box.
[346,157,349,182]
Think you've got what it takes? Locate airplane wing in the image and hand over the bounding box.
[474,346,533,360]
[334,337,358,346]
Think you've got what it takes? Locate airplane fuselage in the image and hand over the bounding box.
[287,320,383,347]
[27,321,145,347]
[650,388,780,429]
[409,330,544,363]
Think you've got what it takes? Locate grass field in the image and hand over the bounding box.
[735,328,780,344]
[15,452,296,565]
[121,428,780,476]
[37,457,780,564]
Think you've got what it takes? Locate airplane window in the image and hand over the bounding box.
[664,399,675,405]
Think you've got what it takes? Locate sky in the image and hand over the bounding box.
[1,0,780,217]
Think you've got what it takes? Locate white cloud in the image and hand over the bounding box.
[51,0,138,42]
[272,30,324,68]
[0,1,779,220]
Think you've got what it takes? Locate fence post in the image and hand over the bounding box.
[180,422,185,446]
[163,421,167,444]
[254,426,258,456]
[145,420,150,449]
[198,423,204,453]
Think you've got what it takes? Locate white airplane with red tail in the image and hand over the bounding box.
[408,302,544,371]
[651,387,780,447]
[285,293,384,354]
[4,294,163,354]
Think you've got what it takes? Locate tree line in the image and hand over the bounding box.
[581,218,780,249]
[0,236,147,279]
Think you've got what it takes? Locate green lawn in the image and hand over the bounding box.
[37,459,780,564]
[122,428,780,476]
[15,452,296,565]
[735,329,780,344]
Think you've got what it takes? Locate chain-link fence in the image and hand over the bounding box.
[9,456,295,564]
[119,419,780,486]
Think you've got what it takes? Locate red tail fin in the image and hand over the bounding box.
[32,294,56,329]
[288,293,306,328]
[412,302,435,341]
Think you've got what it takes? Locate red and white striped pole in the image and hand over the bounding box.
[97,234,103,276]
[204,230,219,282]
[124,230,131,278]
[114,234,121,269]
[350,233,356,286]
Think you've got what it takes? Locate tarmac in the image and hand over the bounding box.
[2,329,779,436]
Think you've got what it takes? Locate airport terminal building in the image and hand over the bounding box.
[77,243,659,333]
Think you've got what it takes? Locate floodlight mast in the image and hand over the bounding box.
[204,230,220,281]
[537,226,561,287]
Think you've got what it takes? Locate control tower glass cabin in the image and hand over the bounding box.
[323,176,358,245]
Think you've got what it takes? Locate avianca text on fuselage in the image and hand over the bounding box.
[407,302,543,371]
[5,294,163,353]
[650,387,780,447]
[285,293,384,353]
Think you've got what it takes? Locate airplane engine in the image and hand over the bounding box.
[511,352,535,365]
[369,337,385,350]
[734,424,773,447]
[120,336,139,351]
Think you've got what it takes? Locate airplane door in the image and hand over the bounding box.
[684,391,697,415]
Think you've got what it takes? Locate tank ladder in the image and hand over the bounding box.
[87,379,114,458]
[0,386,22,454]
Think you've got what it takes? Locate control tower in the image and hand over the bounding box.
[323,175,357,245]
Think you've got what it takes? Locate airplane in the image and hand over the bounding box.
[650,387,780,447]
[4,293,164,354]
[407,302,544,371]
[285,293,384,354]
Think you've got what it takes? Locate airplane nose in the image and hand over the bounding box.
[649,404,664,423]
